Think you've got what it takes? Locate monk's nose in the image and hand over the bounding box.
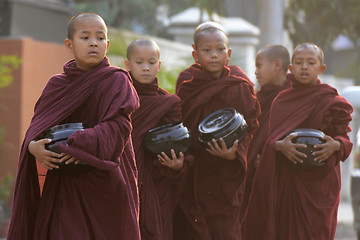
[210,50,218,58]
[143,64,150,71]
[90,38,98,47]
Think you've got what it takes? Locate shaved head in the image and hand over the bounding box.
[292,42,324,65]
[193,21,228,49]
[257,45,290,72]
[126,38,160,59]
[67,12,107,39]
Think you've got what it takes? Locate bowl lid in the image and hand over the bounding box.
[198,108,245,142]
[290,128,325,138]
[145,122,189,143]
[45,123,84,134]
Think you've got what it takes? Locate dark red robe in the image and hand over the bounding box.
[175,65,249,93]
[240,77,291,218]
[7,58,141,240]
[131,78,194,240]
[242,75,353,240]
[175,63,260,240]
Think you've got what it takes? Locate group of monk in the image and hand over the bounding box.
[6,11,353,240]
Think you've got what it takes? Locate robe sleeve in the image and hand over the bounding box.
[322,95,353,167]
[218,81,260,205]
[59,71,139,170]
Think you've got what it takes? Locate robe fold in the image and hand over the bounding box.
[175,63,260,240]
[176,65,250,93]
[131,78,194,240]
[7,57,141,240]
[242,75,353,240]
[240,77,291,218]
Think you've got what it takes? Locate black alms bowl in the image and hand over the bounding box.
[198,108,248,148]
[144,122,191,157]
[43,123,85,167]
[289,128,326,170]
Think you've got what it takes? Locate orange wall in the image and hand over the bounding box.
[0,37,72,181]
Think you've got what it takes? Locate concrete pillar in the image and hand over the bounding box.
[258,0,284,47]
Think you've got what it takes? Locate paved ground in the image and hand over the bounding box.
[335,199,357,240]
[0,199,357,240]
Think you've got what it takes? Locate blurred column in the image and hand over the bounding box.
[258,0,285,47]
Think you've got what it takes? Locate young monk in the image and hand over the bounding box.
[242,43,353,240]
[240,45,291,218]
[125,38,194,240]
[174,22,260,240]
[175,21,249,93]
[7,12,141,239]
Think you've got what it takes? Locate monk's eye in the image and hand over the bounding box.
[81,37,89,40]
[98,37,105,41]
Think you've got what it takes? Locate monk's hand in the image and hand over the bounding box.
[207,138,238,160]
[313,135,340,163]
[158,149,184,171]
[275,134,307,165]
[59,153,79,165]
[28,139,61,170]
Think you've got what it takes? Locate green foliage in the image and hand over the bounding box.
[0,174,13,218]
[74,0,226,37]
[108,31,136,58]
[0,175,12,203]
[157,67,181,94]
[285,0,360,84]
[0,55,22,88]
[285,0,360,48]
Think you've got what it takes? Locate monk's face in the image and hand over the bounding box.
[289,47,326,85]
[193,31,231,78]
[125,45,161,84]
[65,16,109,71]
[255,51,278,87]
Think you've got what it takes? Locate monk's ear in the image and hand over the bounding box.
[192,50,199,63]
[319,64,326,75]
[288,64,293,73]
[227,48,232,58]
[65,38,73,54]
[105,39,110,53]
[124,59,131,71]
[157,60,161,73]
[274,59,282,72]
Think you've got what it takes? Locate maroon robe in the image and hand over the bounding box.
[131,78,194,240]
[7,58,141,240]
[242,75,353,240]
[175,65,249,93]
[175,63,260,240]
[240,77,291,218]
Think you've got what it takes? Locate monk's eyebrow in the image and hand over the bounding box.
[79,30,106,34]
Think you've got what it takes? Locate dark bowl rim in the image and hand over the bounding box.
[290,128,325,138]
[44,122,84,134]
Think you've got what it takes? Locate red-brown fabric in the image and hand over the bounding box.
[176,65,252,93]
[242,74,353,240]
[131,78,194,240]
[7,57,141,240]
[240,77,291,218]
[175,63,260,240]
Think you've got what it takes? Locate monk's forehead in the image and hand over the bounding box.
[196,30,228,44]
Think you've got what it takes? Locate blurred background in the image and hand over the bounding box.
[0,0,360,239]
